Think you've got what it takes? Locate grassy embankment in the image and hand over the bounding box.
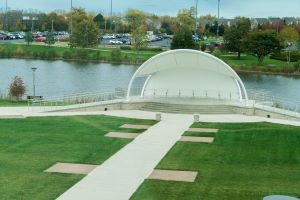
[0,99,28,107]
[0,43,159,65]
[220,54,299,75]
[0,43,299,75]
[0,115,156,200]
[131,122,300,200]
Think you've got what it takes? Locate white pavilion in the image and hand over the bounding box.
[127,49,248,104]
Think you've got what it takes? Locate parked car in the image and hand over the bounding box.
[109,39,123,45]
[34,37,46,42]
[0,33,7,40]
[215,41,224,46]
[12,32,24,39]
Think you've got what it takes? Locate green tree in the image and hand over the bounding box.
[9,76,26,101]
[176,8,196,31]
[25,32,33,46]
[208,21,225,36]
[131,26,147,51]
[131,25,147,61]
[45,32,55,47]
[242,31,281,65]
[93,13,105,28]
[69,17,100,48]
[46,12,69,31]
[160,16,177,35]
[224,17,251,59]
[171,25,198,50]
[69,8,89,33]
[125,9,146,31]
[279,27,299,63]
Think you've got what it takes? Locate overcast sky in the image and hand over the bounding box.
[0,0,299,18]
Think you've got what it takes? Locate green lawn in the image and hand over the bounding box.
[0,43,158,64]
[0,99,28,107]
[220,54,296,73]
[0,115,156,200]
[131,122,300,200]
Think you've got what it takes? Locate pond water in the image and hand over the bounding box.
[0,58,300,102]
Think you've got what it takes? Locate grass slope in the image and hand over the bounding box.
[0,115,156,200]
[220,54,296,74]
[131,122,300,200]
[0,44,158,64]
[0,99,28,107]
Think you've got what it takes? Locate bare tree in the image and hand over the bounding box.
[9,76,26,101]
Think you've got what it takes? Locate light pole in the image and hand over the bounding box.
[216,0,220,38]
[110,0,113,31]
[70,0,73,34]
[31,67,37,97]
[195,0,199,33]
[51,20,54,32]
[5,0,8,31]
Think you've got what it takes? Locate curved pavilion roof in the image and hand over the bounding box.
[127,49,248,102]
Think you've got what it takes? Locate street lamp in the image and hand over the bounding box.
[110,0,113,31]
[5,0,8,31]
[195,0,199,33]
[31,67,37,97]
[217,0,220,38]
[70,0,73,34]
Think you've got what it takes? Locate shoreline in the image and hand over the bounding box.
[0,56,143,65]
[0,43,299,77]
[235,69,300,77]
[1,56,300,77]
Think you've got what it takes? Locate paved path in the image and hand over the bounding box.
[57,113,193,200]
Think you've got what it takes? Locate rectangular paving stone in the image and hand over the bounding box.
[188,128,218,133]
[120,124,152,129]
[180,136,214,143]
[45,163,98,175]
[105,132,140,139]
[148,169,198,182]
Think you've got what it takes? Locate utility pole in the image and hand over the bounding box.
[110,0,113,31]
[5,0,8,31]
[31,17,34,32]
[195,0,198,33]
[51,20,54,32]
[31,67,37,97]
[70,0,73,34]
[217,0,220,38]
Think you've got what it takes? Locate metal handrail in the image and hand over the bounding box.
[28,87,300,114]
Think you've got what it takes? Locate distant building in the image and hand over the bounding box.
[218,18,236,27]
[254,18,269,25]
[283,17,298,25]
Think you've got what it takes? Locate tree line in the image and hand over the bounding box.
[1,7,299,35]
[171,16,299,65]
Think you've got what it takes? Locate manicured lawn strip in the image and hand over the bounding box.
[0,43,158,64]
[131,122,300,200]
[0,115,156,200]
[0,99,28,107]
[220,54,297,74]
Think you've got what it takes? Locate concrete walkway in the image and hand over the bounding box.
[57,113,194,200]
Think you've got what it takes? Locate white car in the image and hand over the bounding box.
[109,39,123,45]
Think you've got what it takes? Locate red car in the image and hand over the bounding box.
[34,37,46,42]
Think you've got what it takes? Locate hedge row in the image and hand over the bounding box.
[270,51,300,62]
[0,45,154,64]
